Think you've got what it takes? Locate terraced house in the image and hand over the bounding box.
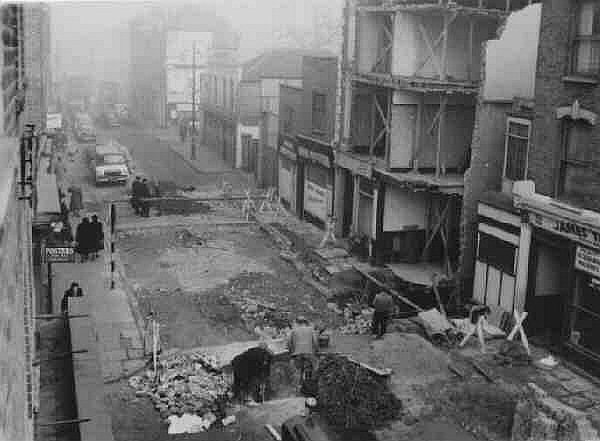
[333,0,535,296]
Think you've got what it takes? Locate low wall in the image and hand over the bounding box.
[68,297,115,441]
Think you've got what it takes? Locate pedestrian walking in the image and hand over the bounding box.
[140,178,151,217]
[53,155,67,184]
[90,214,104,260]
[288,317,319,392]
[61,281,83,313]
[75,217,93,262]
[68,185,83,217]
[371,291,394,338]
[131,176,142,215]
[231,342,273,403]
[148,178,162,216]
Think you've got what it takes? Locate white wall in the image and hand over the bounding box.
[383,186,428,231]
[357,12,380,74]
[482,4,541,101]
[261,78,302,115]
[392,13,418,76]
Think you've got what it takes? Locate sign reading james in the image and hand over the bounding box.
[575,246,600,278]
[44,246,75,263]
[531,213,600,249]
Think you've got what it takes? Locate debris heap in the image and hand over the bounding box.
[128,352,231,425]
[339,307,374,335]
[316,354,402,429]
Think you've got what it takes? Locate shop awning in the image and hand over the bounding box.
[376,169,464,195]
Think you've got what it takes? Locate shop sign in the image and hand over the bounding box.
[334,151,372,179]
[575,246,600,277]
[44,246,75,263]
[304,181,331,221]
[297,146,330,168]
[531,212,600,249]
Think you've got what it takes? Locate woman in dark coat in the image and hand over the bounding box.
[90,214,104,259]
[75,217,93,262]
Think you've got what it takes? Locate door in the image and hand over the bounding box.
[343,170,354,237]
[525,238,571,342]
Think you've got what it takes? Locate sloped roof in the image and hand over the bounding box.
[242,48,336,82]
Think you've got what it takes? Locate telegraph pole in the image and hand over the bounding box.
[191,42,197,160]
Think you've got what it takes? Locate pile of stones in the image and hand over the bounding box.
[128,352,231,425]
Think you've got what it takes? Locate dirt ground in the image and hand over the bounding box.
[117,223,343,350]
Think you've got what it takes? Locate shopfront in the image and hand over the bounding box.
[296,135,334,227]
[278,136,298,213]
[516,192,600,368]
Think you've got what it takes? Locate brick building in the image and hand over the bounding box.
[465,0,600,371]
[277,55,338,227]
[236,49,335,188]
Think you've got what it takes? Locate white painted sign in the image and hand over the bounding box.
[304,180,331,222]
[166,31,213,66]
[46,113,62,130]
[278,162,293,206]
[575,246,600,277]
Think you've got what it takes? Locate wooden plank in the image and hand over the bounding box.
[352,265,424,312]
[38,418,92,427]
[469,360,495,383]
[441,13,450,81]
[265,424,282,441]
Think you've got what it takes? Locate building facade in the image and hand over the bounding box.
[465,0,600,371]
[333,0,533,289]
[277,55,338,227]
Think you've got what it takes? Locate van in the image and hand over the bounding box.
[91,143,130,185]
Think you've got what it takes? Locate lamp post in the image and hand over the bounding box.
[191,42,197,160]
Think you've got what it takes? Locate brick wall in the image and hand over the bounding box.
[300,56,338,141]
[459,99,512,295]
[0,144,35,441]
[529,0,600,198]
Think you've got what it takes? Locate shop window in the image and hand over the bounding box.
[477,231,516,275]
[312,92,327,134]
[572,1,600,76]
[569,272,600,354]
[559,121,600,211]
[306,163,329,188]
[503,117,530,181]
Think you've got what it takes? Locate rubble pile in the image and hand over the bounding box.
[128,352,231,428]
[339,307,374,335]
[316,354,402,429]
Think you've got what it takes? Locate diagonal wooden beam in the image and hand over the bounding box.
[375,95,389,132]
[372,42,393,72]
[421,198,451,261]
[416,12,457,76]
[418,23,442,77]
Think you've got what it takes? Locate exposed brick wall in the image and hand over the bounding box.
[529,0,600,199]
[459,99,512,295]
[300,56,338,141]
[0,164,34,441]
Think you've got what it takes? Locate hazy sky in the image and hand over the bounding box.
[51,0,343,85]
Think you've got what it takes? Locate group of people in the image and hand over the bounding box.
[131,176,160,217]
[74,215,104,262]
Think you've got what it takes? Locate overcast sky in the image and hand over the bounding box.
[51,0,343,85]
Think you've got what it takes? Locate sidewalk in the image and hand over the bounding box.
[52,252,145,382]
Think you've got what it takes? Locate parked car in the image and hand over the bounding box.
[91,143,130,185]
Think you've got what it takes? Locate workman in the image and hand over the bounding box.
[371,291,394,338]
[61,282,83,313]
[288,317,319,391]
[231,342,273,403]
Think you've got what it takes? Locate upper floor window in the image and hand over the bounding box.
[283,105,294,134]
[573,1,600,76]
[503,117,531,181]
[312,92,326,134]
[558,120,600,210]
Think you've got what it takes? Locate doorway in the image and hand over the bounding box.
[525,236,571,345]
[342,170,354,237]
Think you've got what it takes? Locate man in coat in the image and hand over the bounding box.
[61,282,83,313]
[90,214,104,260]
[131,176,143,215]
[371,291,394,338]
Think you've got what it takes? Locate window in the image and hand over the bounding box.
[312,92,327,134]
[283,106,294,134]
[477,231,517,275]
[503,117,531,181]
[573,1,600,75]
[559,121,600,211]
